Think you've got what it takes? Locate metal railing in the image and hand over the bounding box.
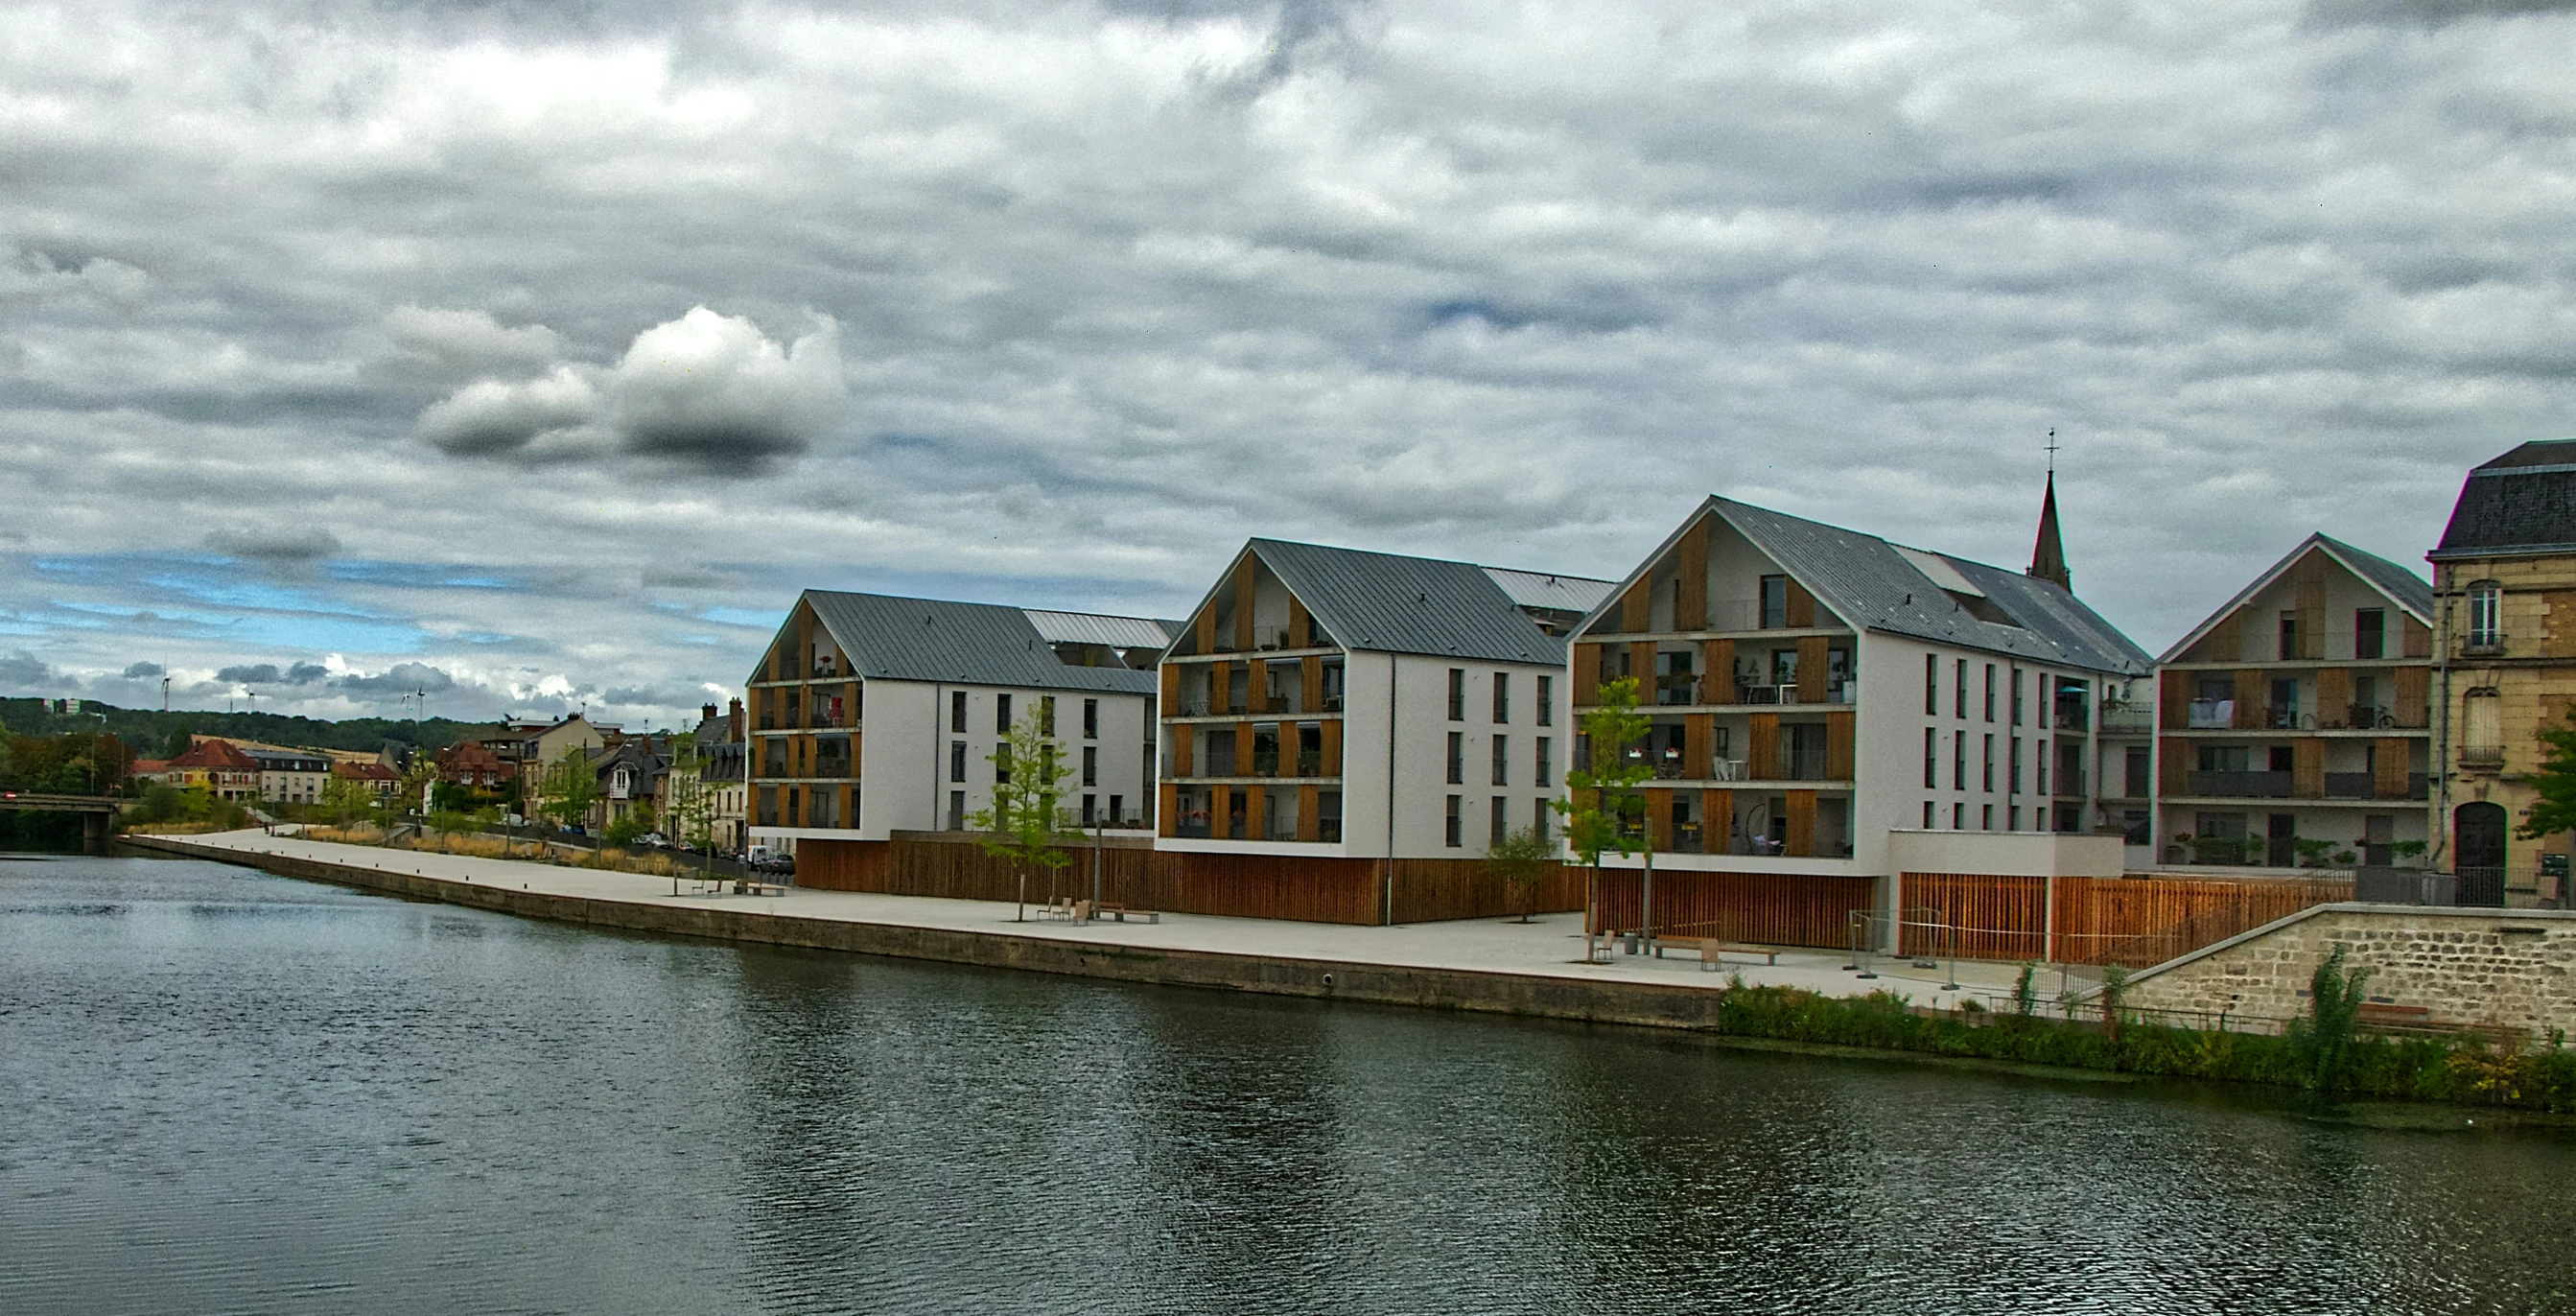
[2186,770,2292,798]
[2187,699,2236,729]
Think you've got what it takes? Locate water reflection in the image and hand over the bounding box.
[3,854,2573,1315]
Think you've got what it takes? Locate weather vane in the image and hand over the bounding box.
[2045,428,2061,476]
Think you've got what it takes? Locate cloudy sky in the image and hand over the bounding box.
[5,0,2573,727]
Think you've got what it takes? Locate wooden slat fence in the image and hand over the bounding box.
[1593,869,1879,950]
[1899,871,2355,969]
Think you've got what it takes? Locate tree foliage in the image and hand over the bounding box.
[1551,675,1653,868]
[2520,704,2576,839]
[536,746,601,829]
[971,710,1082,911]
[1483,824,1558,922]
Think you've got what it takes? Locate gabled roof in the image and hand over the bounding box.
[793,592,1161,693]
[1022,609,1180,649]
[2431,438,2576,560]
[2157,533,2434,664]
[1482,566,1617,616]
[1227,539,1601,665]
[168,739,260,771]
[1582,497,2152,675]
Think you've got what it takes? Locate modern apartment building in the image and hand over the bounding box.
[1568,496,2149,883]
[1155,539,1608,862]
[244,748,331,806]
[745,590,1172,860]
[2151,534,2434,871]
[2428,439,2576,906]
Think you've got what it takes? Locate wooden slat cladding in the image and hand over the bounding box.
[1172,727,1192,776]
[1232,557,1257,651]
[1195,609,1216,657]
[1644,788,1674,847]
[1784,579,1816,629]
[2161,740,2191,795]
[2316,668,2354,726]
[1795,636,1829,703]
[2375,738,2413,799]
[1234,723,1257,776]
[1288,597,1311,648]
[2393,667,2430,728]
[1746,714,1780,781]
[794,837,896,891]
[1628,642,1657,696]
[2291,738,2327,798]
[1620,578,1652,633]
[1391,859,1584,923]
[1574,644,1604,705]
[1297,786,1320,842]
[1159,663,1181,707]
[1321,720,1344,775]
[1899,873,2047,961]
[2401,616,2432,659]
[2233,668,2265,729]
[1301,655,1323,710]
[1783,790,1817,858]
[1248,658,1271,714]
[1159,784,1179,836]
[1210,663,1231,715]
[1701,789,1733,850]
[1684,714,1714,779]
[2161,669,2191,731]
[1674,522,1709,632]
[1824,712,1856,781]
[1703,639,1735,703]
[1896,871,2354,969]
[1592,869,1877,949]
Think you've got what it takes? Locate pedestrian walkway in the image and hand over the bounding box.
[157,830,2047,1009]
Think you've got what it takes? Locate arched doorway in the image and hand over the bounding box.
[2454,802,2508,907]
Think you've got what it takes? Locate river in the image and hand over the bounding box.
[3,852,2572,1314]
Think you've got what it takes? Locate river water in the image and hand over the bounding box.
[3,852,2572,1315]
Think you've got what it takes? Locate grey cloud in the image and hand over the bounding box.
[216,663,283,684]
[336,662,457,696]
[122,661,164,678]
[0,651,56,690]
[205,528,342,566]
[2308,0,2576,24]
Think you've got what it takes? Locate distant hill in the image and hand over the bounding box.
[0,697,475,756]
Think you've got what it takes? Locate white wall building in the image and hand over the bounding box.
[1155,538,1610,863]
[745,591,1173,858]
[1569,497,2151,900]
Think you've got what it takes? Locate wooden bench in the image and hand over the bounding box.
[1653,937,1779,970]
[1092,903,1160,925]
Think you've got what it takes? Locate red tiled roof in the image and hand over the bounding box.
[168,740,261,770]
[333,761,399,781]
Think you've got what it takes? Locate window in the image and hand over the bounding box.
[1983,665,1996,721]
[1982,734,1995,792]
[1083,745,1098,787]
[2279,612,2300,661]
[995,693,1012,734]
[2036,739,2049,795]
[948,790,965,830]
[1084,698,1099,739]
[1490,797,1509,847]
[1447,732,1464,785]
[1537,675,1553,726]
[1535,737,1553,787]
[1491,734,1510,787]
[951,691,967,733]
[1759,575,1789,628]
[1953,732,1965,790]
[1082,794,1096,826]
[995,741,1012,785]
[1955,659,1968,718]
[1446,795,1463,848]
[2010,737,2023,793]
[1533,806,1549,842]
[1109,793,1123,824]
[1952,802,1964,830]
[1924,728,1937,787]
[1925,653,1939,714]
[1040,695,1056,736]
[1981,804,1994,831]
[2010,669,2024,726]
[2008,805,2021,832]
[1923,801,1934,828]
[2354,608,2385,661]
[1448,669,1465,719]
[949,740,966,783]
[2469,581,2503,649]
[1492,672,1510,723]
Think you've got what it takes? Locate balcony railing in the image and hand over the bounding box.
[2461,744,2504,769]
[2187,770,2293,798]
[2052,768,2086,799]
[2053,707,2090,733]
[1778,747,1831,782]
[2187,699,2236,729]
[1296,750,1323,778]
[2099,704,2153,736]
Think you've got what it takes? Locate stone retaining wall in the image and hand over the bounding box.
[2122,904,2576,1038]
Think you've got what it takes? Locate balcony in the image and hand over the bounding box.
[2187,770,2293,798]
[1296,750,1323,778]
[1777,746,1831,782]
[2052,768,2086,799]
[2098,703,2152,736]
[2186,699,2236,729]
[2461,744,2504,770]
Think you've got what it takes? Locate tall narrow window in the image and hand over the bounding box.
[1955,660,1968,718]
[1082,745,1098,787]
[1490,797,1509,847]
[2278,613,2300,661]
[1533,806,1550,842]
[1537,675,1554,726]
[1492,672,1510,723]
[995,693,1012,734]
[1447,732,1464,785]
[1925,653,1939,714]
[1039,695,1056,736]
[1981,804,1994,831]
[1983,665,1997,721]
[1982,734,1995,792]
[1923,801,1934,828]
[1924,727,1937,788]
[2010,669,2024,725]
[948,790,965,830]
[1535,737,1553,787]
[2468,581,2503,649]
[995,741,1012,785]
[1952,802,1964,830]
[1954,732,1966,790]
[2009,737,2023,793]
[1445,795,1463,848]
[1083,698,1099,740]
[2354,608,2385,661]
[1491,734,1510,787]
[950,691,967,733]
[949,740,966,783]
[1760,575,1789,629]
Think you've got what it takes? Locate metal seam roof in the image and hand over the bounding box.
[1246,539,1578,666]
[794,591,1159,693]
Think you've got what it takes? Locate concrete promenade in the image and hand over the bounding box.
[127,830,2042,1027]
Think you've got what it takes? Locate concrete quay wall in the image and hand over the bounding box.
[2122,904,2576,1038]
[123,835,1738,1035]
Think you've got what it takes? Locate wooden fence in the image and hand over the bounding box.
[1591,869,1880,950]
[1898,871,2355,968]
[792,834,1583,926]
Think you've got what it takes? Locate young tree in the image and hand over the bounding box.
[317,772,375,828]
[1483,823,1558,923]
[970,709,1082,921]
[663,732,716,886]
[2520,704,2576,840]
[537,745,602,832]
[397,753,440,821]
[1551,675,1653,938]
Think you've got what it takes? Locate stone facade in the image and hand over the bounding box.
[2122,904,2576,1039]
[2431,553,2576,902]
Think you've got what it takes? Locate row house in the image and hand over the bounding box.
[164,739,262,801]
[330,760,401,799]
[682,700,748,853]
[1568,496,2149,893]
[244,748,331,806]
[1155,538,1607,861]
[2152,535,2434,872]
[745,591,1171,861]
[2428,438,2576,906]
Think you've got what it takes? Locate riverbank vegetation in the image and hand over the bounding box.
[1710,948,2576,1113]
[301,824,706,879]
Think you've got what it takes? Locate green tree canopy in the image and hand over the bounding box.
[1552,675,1653,868]
[971,709,1082,917]
[2521,704,2576,839]
[536,745,601,830]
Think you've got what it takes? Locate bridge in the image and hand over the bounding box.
[0,791,125,846]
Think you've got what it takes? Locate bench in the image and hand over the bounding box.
[738,881,787,897]
[1652,937,1779,970]
[1092,903,1160,925]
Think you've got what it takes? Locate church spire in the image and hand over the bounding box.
[2027,432,2071,593]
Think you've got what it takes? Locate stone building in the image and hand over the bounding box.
[2428,438,2576,906]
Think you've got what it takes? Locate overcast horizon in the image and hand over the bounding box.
[5,0,2570,728]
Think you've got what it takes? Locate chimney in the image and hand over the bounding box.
[728,697,744,741]
[702,702,718,727]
